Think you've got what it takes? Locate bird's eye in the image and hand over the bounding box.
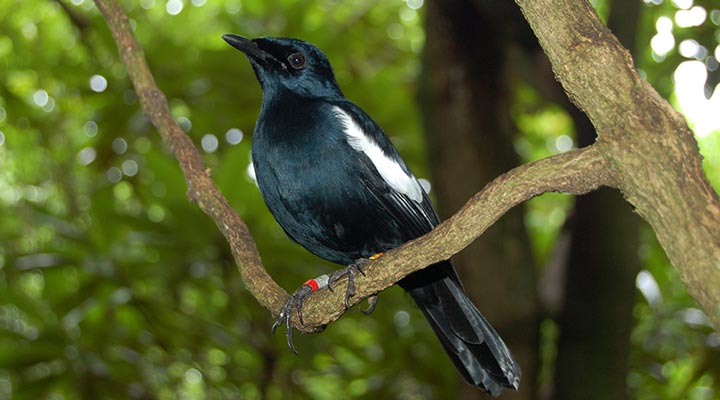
[287,53,306,69]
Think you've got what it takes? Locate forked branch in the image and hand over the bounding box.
[93,0,613,332]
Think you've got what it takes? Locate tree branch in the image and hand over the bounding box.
[515,0,720,330]
[299,145,611,329]
[93,0,287,313]
[93,0,612,333]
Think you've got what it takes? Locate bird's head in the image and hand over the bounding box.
[222,34,343,99]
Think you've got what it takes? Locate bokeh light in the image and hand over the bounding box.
[201,133,219,153]
[90,74,108,92]
[225,128,243,144]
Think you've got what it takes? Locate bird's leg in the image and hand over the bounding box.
[272,252,384,352]
[328,252,384,309]
[271,274,330,354]
[327,259,366,309]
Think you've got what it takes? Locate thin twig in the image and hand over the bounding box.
[93,0,287,314]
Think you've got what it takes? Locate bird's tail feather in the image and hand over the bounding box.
[402,262,521,396]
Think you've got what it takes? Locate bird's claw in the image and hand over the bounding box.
[273,254,383,352]
[328,258,370,309]
[271,284,314,354]
[362,294,379,315]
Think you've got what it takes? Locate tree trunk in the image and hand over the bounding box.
[552,189,639,399]
[420,0,539,398]
[514,0,720,330]
[552,1,642,398]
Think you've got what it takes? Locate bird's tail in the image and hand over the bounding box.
[400,261,521,396]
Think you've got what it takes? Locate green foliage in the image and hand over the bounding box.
[0,0,718,399]
[632,2,720,398]
[0,0,451,398]
[509,1,720,398]
[511,84,575,265]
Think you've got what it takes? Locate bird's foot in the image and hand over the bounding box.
[328,252,383,310]
[272,253,383,353]
[271,275,330,354]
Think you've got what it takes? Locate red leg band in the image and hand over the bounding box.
[304,279,319,292]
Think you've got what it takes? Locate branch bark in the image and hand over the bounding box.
[515,0,720,329]
[94,0,720,335]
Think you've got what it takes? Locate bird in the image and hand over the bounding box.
[222,33,521,396]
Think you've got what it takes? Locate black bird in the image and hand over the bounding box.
[222,34,520,395]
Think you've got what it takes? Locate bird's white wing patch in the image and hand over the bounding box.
[333,106,423,203]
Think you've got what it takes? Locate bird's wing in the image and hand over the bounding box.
[329,100,440,239]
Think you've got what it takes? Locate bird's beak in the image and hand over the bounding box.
[222,34,282,67]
